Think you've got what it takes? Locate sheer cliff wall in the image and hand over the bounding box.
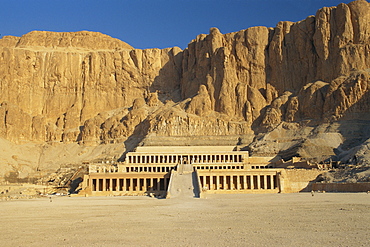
[0,1,369,151]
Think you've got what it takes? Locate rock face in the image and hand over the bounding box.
[1,0,370,179]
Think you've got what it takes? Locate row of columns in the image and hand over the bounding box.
[251,165,273,169]
[89,165,118,173]
[195,165,244,170]
[125,166,173,173]
[127,154,243,164]
[199,174,278,190]
[89,177,170,192]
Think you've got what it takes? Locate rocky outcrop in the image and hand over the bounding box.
[185,85,212,116]
[182,0,370,127]
[0,31,182,143]
[13,31,134,50]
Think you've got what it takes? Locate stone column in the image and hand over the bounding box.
[257,175,261,190]
[88,177,93,191]
[210,175,214,190]
[157,178,161,191]
[148,177,152,190]
[123,178,127,191]
[96,179,100,191]
[251,175,254,190]
[263,175,267,190]
[223,176,227,190]
[102,179,106,191]
[135,179,139,191]
[129,178,133,191]
[237,176,241,190]
[164,177,168,190]
[243,175,247,190]
[142,178,146,191]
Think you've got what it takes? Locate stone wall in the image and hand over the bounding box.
[280,169,324,193]
[313,182,370,192]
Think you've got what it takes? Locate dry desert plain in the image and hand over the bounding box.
[0,193,369,246]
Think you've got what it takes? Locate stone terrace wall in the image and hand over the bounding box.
[313,182,370,192]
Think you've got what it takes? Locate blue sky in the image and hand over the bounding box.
[0,0,354,49]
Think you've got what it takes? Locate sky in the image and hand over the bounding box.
[0,0,355,50]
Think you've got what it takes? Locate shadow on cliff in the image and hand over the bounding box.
[149,49,183,104]
[250,106,269,135]
[118,119,150,162]
[334,89,370,162]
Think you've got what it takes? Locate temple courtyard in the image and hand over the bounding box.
[0,193,369,246]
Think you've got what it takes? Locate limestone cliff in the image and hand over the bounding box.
[1,0,370,181]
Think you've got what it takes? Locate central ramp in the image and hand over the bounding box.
[166,164,201,199]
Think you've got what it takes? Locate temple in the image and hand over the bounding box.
[80,146,324,197]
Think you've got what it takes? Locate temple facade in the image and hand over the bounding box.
[80,146,323,197]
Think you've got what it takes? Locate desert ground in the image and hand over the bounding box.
[0,193,369,247]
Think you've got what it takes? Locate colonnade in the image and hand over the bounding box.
[251,165,274,169]
[199,174,278,190]
[194,164,244,170]
[89,177,170,192]
[126,153,244,164]
[123,165,174,173]
[89,164,118,173]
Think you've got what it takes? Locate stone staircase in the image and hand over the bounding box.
[166,163,201,199]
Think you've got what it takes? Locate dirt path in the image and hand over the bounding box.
[0,193,369,246]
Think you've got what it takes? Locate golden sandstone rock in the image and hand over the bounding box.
[1,0,370,180]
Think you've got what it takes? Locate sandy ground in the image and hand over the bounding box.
[0,193,369,247]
